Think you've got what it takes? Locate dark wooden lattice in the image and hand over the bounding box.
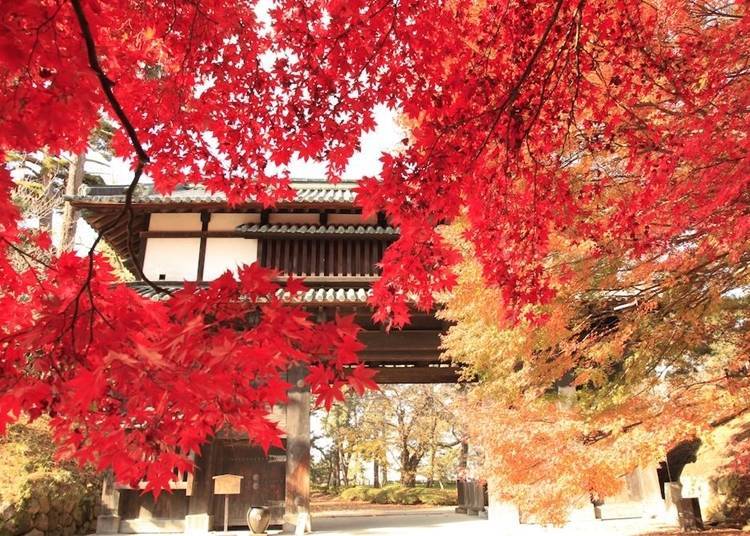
[258,238,385,277]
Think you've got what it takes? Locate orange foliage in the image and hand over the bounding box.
[439,222,750,522]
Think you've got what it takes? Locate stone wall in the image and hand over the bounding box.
[0,472,99,536]
[680,413,750,526]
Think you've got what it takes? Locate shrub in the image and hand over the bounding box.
[392,486,421,505]
[340,485,375,502]
[338,484,457,506]
[419,488,457,506]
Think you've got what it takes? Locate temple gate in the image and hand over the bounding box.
[70,180,461,534]
[70,180,676,534]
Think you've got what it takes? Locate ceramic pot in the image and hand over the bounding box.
[246,505,271,534]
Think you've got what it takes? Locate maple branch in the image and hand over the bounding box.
[471,0,566,164]
[711,405,750,428]
[1,237,53,270]
[69,0,148,165]
[68,0,168,297]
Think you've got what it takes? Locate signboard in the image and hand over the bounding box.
[213,474,243,532]
[213,474,243,495]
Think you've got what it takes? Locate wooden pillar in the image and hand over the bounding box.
[196,211,211,282]
[186,439,218,534]
[96,471,121,534]
[284,365,311,532]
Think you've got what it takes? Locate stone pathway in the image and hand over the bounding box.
[310,510,489,535]
[204,509,686,536]
[102,508,738,535]
[307,512,684,536]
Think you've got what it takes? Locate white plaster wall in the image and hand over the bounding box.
[148,213,202,231]
[142,213,260,282]
[142,238,200,281]
[203,238,258,280]
[268,213,320,224]
[328,213,378,225]
[208,213,261,231]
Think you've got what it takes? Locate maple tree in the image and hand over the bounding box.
[438,221,750,522]
[1,0,749,505]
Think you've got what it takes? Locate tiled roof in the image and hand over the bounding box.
[282,287,371,304]
[69,182,358,205]
[236,223,398,237]
[129,282,372,304]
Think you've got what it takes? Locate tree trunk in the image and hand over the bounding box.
[59,152,85,253]
[399,447,421,487]
[326,459,334,490]
[400,460,418,487]
[38,166,54,233]
[380,423,388,485]
[340,449,350,487]
[427,446,436,488]
[373,459,380,488]
[400,442,409,486]
[332,448,341,489]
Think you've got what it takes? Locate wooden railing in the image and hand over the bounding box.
[258,238,386,278]
[115,452,195,495]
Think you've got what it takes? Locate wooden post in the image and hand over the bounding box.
[284,365,311,532]
[95,471,121,534]
[455,480,467,514]
[223,495,229,532]
[186,440,217,534]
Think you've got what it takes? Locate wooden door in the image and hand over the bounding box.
[211,440,286,528]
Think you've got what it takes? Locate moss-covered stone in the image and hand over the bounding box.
[0,420,100,535]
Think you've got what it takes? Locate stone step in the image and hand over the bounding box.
[118,517,186,533]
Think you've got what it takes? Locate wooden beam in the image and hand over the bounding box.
[107,223,132,241]
[279,275,378,285]
[138,230,398,241]
[85,214,114,229]
[82,210,146,275]
[359,350,442,364]
[358,330,442,352]
[371,366,465,384]
[71,200,362,211]
[353,312,447,331]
